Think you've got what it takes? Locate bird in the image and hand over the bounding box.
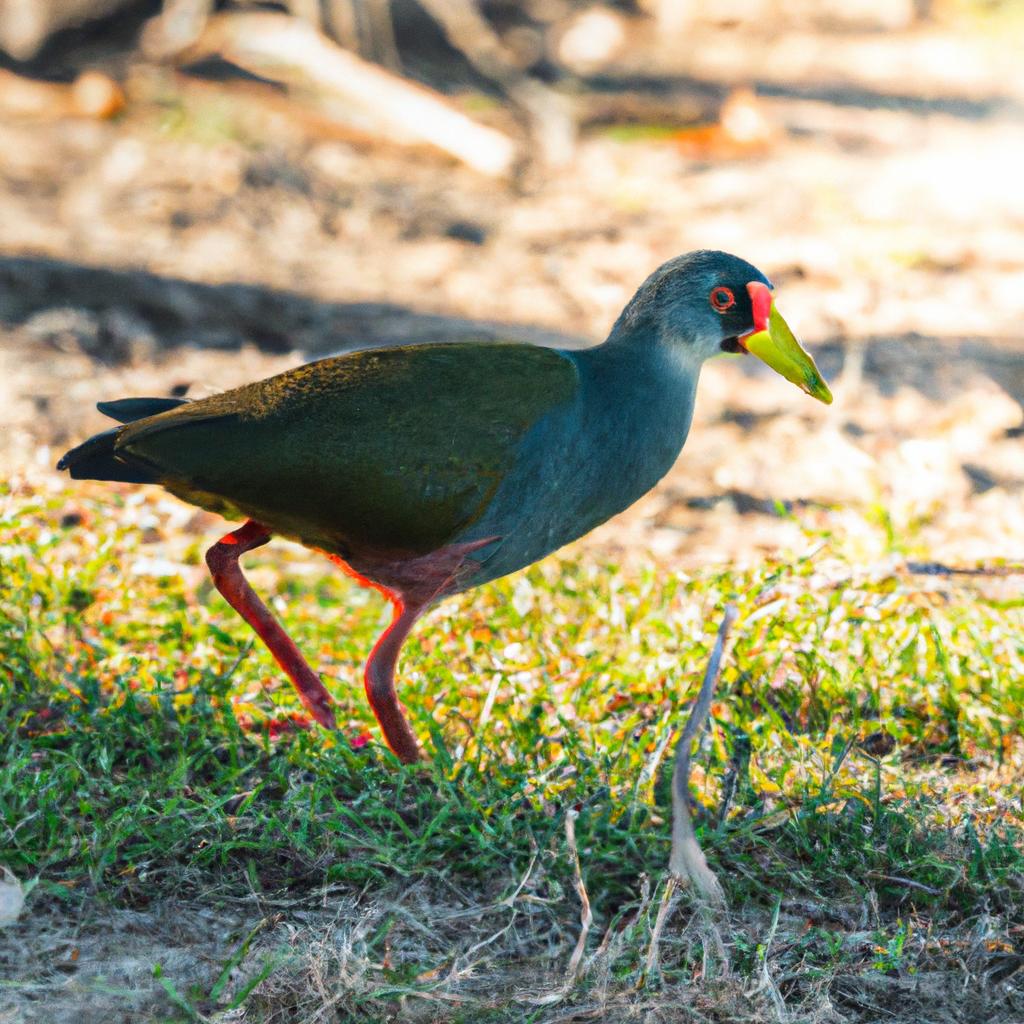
[57,250,831,763]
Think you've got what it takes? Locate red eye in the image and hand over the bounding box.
[710,287,735,312]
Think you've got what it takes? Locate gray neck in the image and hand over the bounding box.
[568,330,701,528]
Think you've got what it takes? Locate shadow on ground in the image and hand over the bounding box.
[0,254,587,361]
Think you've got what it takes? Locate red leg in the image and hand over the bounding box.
[324,534,498,761]
[364,598,426,763]
[205,520,336,729]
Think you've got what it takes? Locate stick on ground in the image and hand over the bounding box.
[644,606,736,985]
[669,604,736,908]
[521,808,592,1005]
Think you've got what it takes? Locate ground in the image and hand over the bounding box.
[2,4,1024,1022]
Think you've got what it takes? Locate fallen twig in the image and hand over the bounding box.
[521,808,592,1005]
[564,808,593,982]
[906,561,1024,577]
[744,897,787,1021]
[643,874,680,983]
[152,11,517,176]
[865,872,943,895]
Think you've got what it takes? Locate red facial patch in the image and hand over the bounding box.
[746,281,772,332]
[710,286,735,312]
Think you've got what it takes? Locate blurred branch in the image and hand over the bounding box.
[0,0,132,60]
[154,11,517,177]
[413,0,576,166]
[362,0,401,70]
[141,0,213,58]
[143,0,570,166]
[323,0,360,52]
[0,68,124,119]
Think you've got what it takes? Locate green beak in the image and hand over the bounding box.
[742,287,833,405]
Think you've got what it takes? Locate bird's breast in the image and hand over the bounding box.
[461,351,698,586]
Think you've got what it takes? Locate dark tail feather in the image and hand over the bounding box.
[57,396,187,481]
[57,427,160,483]
[97,396,188,424]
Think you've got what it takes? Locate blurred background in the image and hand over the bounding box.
[3,0,1024,570]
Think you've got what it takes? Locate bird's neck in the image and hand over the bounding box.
[577,327,701,432]
[569,329,701,522]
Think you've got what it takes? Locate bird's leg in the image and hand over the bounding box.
[324,535,497,762]
[364,598,426,764]
[205,520,336,729]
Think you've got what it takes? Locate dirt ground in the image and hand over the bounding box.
[3,4,1024,1021]
[9,891,1024,1024]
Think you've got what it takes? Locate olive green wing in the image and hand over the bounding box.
[117,342,579,553]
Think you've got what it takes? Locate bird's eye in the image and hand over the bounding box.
[710,287,735,313]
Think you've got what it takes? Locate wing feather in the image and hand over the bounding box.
[118,342,579,552]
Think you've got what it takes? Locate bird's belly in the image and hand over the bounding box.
[318,536,500,607]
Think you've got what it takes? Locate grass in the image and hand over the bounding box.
[2,479,1023,1022]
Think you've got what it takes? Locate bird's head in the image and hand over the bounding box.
[612,250,832,404]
